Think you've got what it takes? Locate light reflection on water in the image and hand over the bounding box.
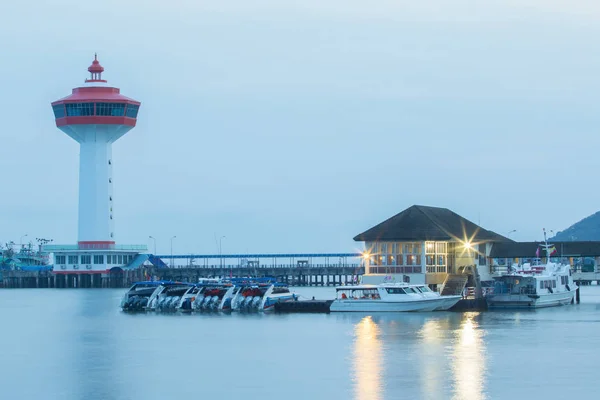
[451,312,486,400]
[419,318,445,399]
[353,316,383,400]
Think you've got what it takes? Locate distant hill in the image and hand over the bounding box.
[550,211,600,241]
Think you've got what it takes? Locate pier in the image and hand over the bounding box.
[0,252,364,289]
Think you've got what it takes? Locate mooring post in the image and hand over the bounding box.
[576,287,580,304]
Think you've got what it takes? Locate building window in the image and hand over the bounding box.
[125,104,140,118]
[425,242,435,254]
[118,255,123,264]
[68,255,78,264]
[65,102,94,116]
[93,255,104,264]
[55,255,66,264]
[52,105,65,118]
[81,255,91,264]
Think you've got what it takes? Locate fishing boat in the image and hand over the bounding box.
[330,282,461,312]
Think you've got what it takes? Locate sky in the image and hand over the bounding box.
[1,1,600,255]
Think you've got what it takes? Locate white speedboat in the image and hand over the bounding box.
[486,239,578,309]
[330,283,461,312]
[120,281,166,312]
[231,279,298,312]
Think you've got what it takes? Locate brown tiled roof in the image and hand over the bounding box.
[353,205,510,243]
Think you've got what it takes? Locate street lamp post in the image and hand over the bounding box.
[149,236,156,254]
[219,236,226,269]
[507,230,517,239]
[20,234,28,248]
[170,236,176,267]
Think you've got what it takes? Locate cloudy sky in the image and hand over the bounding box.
[0,1,599,254]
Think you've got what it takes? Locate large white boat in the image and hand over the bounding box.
[487,240,578,309]
[329,283,462,312]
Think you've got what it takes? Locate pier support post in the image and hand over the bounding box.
[576,287,580,304]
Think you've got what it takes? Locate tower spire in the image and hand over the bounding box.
[86,54,106,83]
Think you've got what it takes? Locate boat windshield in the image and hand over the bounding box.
[385,288,407,294]
[404,287,418,293]
[415,286,432,293]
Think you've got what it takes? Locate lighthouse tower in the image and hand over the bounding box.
[47,56,146,287]
[51,55,140,246]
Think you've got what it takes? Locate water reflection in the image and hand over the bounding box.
[353,316,383,400]
[418,318,445,399]
[451,312,487,400]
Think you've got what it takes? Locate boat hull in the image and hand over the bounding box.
[487,289,575,309]
[329,295,461,312]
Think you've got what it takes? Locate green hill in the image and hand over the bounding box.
[550,211,600,241]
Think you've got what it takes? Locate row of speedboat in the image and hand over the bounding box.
[120,278,298,313]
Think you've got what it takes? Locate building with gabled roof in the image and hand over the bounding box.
[353,205,512,286]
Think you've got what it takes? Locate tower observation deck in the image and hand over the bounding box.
[51,55,141,248]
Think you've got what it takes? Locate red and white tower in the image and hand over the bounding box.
[51,55,141,249]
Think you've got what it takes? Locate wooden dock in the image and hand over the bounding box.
[274,300,333,313]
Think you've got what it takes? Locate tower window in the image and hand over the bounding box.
[52,105,66,118]
[96,102,126,116]
[65,103,94,116]
[125,104,140,118]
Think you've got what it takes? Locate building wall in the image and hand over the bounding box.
[53,251,137,273]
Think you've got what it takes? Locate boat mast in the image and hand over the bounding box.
[542,228,551,260]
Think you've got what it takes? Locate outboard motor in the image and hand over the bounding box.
[251,296,262,309]
[148,297,157,309]
[159,296,171,311]
[134,297,148,310]
[243,296,254,309]
[209,295,220,310]
[193,295,205,310]
[123,296,137,310]
[169,296,180,309]
[201,296,212,309]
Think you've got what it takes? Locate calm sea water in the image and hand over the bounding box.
[0,285,599,400]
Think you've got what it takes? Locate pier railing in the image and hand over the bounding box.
[166,263,363,269]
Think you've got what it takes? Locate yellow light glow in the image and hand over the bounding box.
[464,241,472,250]
[362,252,370,260]
[353,316,382,400]
[451,313,486,400]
